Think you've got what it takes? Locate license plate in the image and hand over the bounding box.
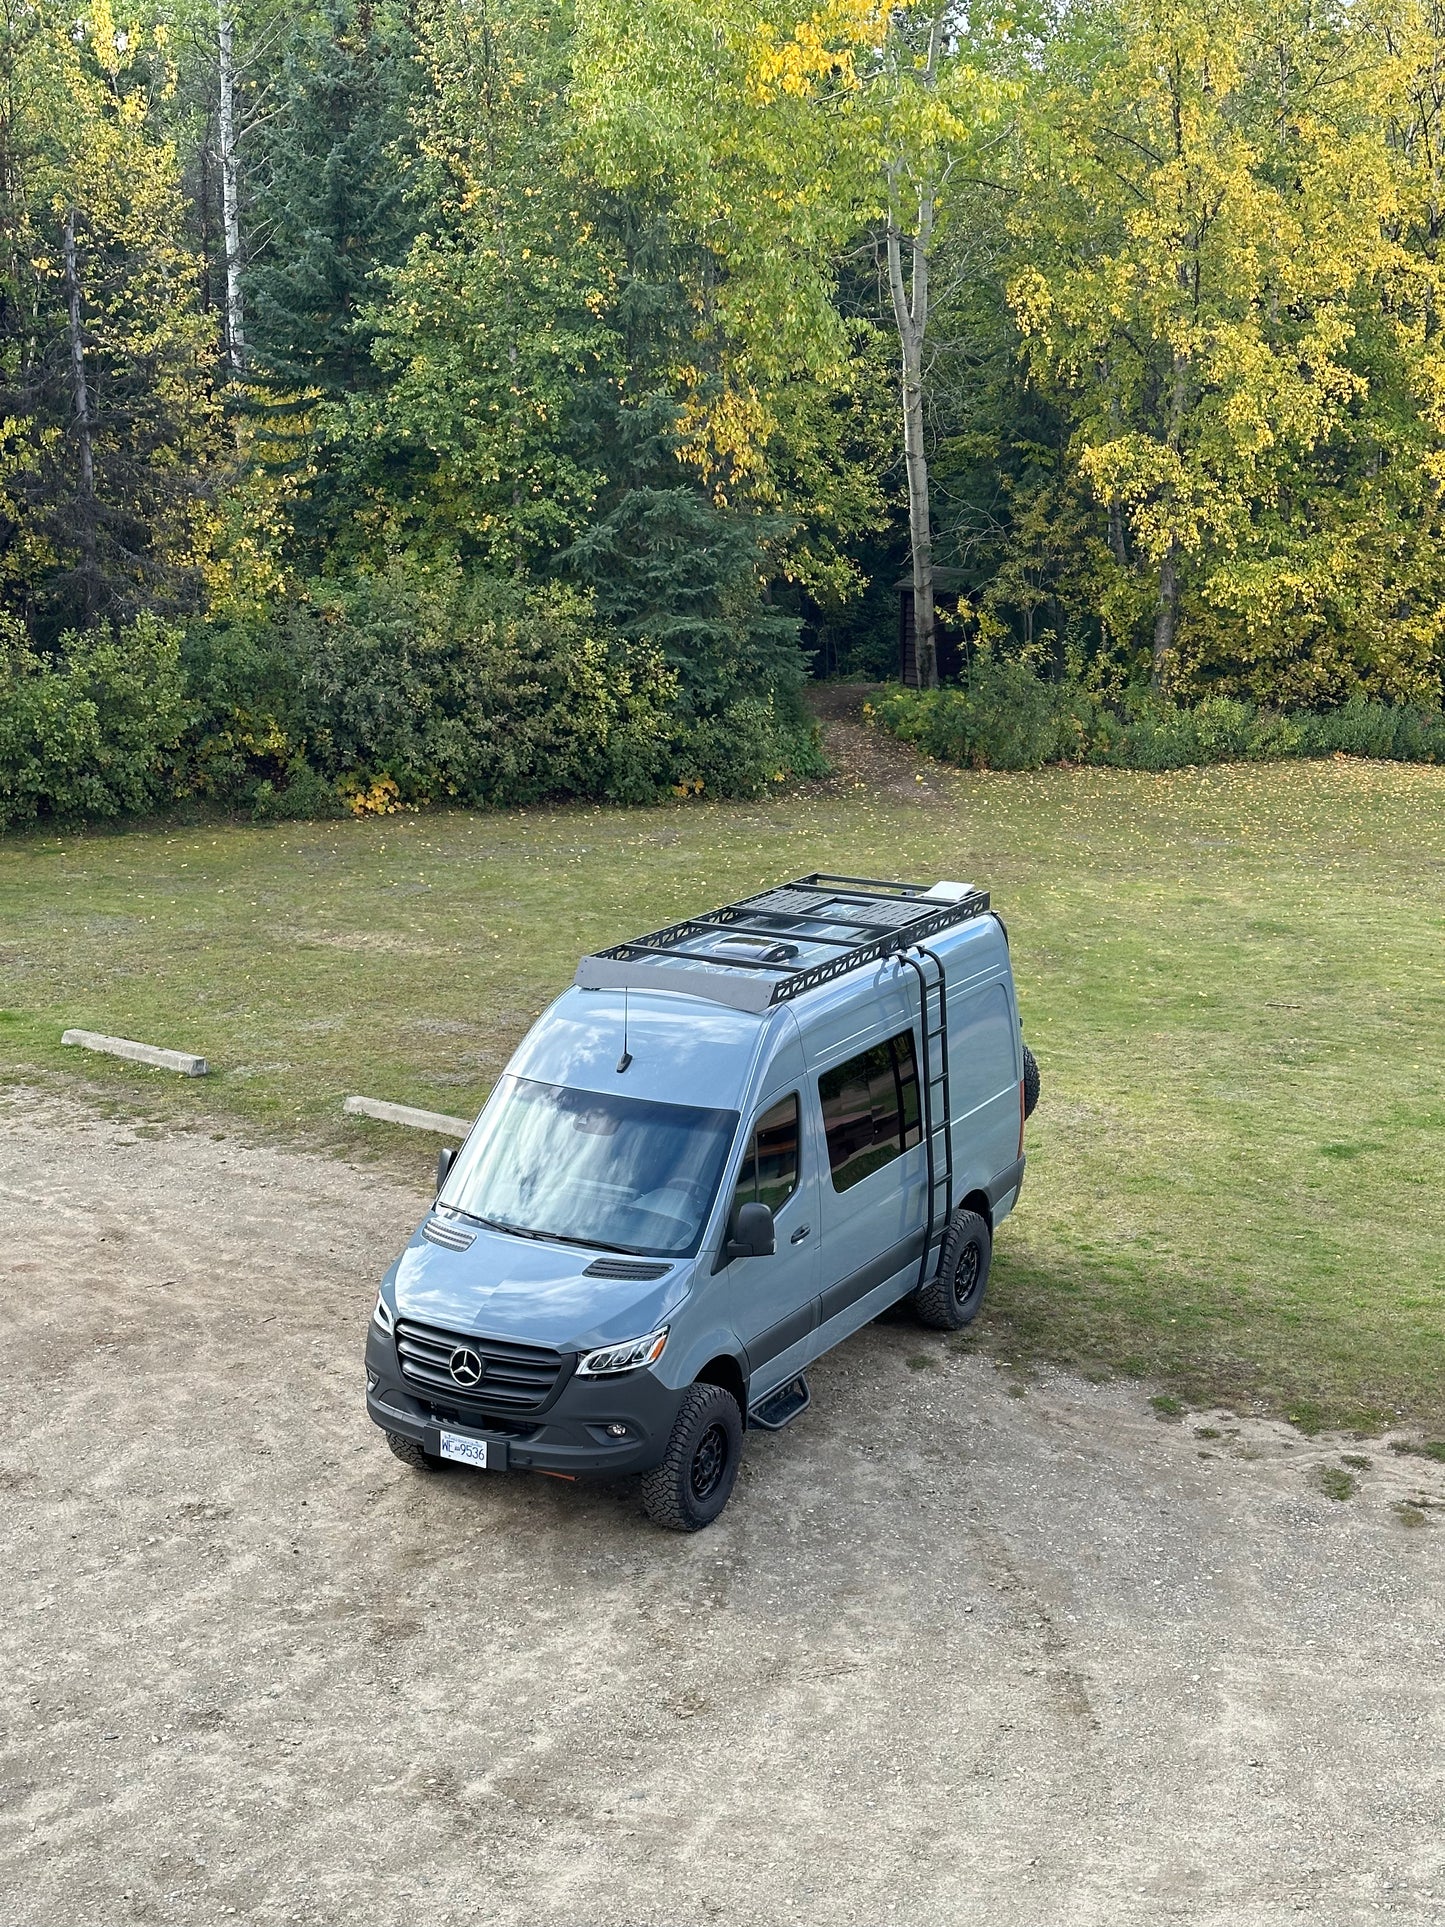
[439,1430,489,1469]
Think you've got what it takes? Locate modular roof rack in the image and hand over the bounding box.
[574,873,992,1014]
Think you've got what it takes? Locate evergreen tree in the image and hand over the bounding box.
[559,205,809,714]
[246,2,418,401]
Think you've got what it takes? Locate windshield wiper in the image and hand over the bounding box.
[442,1205,649,1257]
[439,1204,513,1235]
[498,1221,633,1255]
[478,1216,642,1256]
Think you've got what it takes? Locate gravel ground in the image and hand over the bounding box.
[2,1088,1442,1927]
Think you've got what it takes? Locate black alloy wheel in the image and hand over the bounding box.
[641,1382,744,1531]
[689,1421,729,1503]
[914,1207,992,1331]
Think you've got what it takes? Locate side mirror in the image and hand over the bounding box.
[725,1200,775,1262]
[436,1145,455,1194]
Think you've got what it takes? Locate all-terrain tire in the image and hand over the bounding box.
[914,1208,992,1331]
[1022,1042,1041,1121]
[386,1431,442,1472]
[640,1383,744,1532]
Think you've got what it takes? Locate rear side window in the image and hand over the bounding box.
[731,1094,800,1219]
[819,1030,921,1193]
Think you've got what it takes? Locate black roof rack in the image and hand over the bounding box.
[574,873,992,1014]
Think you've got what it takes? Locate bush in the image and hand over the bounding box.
[871,658,1092,770]
[1,567,828,833]
[871,662,1445,775]
[0,615,189,830]
[187,565,828,816]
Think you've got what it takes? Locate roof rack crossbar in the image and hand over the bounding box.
[611,940,789,974]
[797,872,932,895]
[579,875,992,1012]
[685,916,858,951]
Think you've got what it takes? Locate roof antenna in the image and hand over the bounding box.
[616,985,632,1074]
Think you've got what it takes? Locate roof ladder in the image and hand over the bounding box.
[902,944,955,1290]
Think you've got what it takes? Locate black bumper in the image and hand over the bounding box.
[364,1321,687,1477]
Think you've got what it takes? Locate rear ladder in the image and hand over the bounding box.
[902,945,954,1289]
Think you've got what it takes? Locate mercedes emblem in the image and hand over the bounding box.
[448,1345,484,1387]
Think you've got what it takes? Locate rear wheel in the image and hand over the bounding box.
[914,1208,992,1331]
[640,1383,743,1532]
[386,1431,442,1473]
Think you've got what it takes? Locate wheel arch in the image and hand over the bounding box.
[694,1350,748,1414]
[959,1187,993,1229]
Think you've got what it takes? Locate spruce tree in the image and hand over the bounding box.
[248,3,417,398]
[244,1,418,558]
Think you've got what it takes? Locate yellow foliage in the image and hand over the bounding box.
[341,775,417,817]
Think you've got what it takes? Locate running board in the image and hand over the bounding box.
[748,1374,811,1431]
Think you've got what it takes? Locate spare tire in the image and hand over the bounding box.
[1022,1042,1040,1120]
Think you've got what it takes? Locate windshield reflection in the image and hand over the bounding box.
[438,1076,738,1257]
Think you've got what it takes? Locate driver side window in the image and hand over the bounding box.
[730,1094,800,1224]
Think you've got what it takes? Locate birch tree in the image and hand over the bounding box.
[1008,0,1430,696]
[217,0,245,373]
[577,1,1006,686]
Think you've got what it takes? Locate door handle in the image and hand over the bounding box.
[790,1224,811,1244]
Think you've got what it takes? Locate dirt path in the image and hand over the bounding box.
[2,1091,1442,1926]
[805,681,960,802]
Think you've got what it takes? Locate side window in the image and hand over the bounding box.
[731,1093,800,1221]
[819,1029,922,1194]
[954,985,1019,1112]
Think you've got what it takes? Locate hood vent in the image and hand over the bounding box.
[423,1218,475,1252]
[583,1257,671,1281]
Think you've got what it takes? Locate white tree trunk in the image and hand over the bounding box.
[887,191,938,690]
[218,0,245,375]
[882,12,947,690]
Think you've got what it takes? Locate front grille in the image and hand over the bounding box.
[394,1318,567,1413]
[583,1257,672,1281]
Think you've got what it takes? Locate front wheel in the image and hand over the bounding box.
[386,1431,442,1473]
[640,1383,743,1532]
[914,1208,992,1331]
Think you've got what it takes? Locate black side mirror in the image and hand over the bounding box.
[436,1145,455,1194]
[725,1200,775,1262]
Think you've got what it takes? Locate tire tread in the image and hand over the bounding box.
[640,1383,742,1532]
[915,1208,992,1331]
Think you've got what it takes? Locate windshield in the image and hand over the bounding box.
[437,1076,739,1257]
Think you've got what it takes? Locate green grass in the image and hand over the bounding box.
[2,756,1443,1428]
[1315,1466,1358,1502]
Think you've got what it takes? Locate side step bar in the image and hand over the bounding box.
[748,1374,811,1431]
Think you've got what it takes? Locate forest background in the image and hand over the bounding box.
[5,0,1445,828]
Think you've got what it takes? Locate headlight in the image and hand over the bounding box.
[576,1327,668,1376]
[372,1292,395,1334]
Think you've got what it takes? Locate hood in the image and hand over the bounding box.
[386,1215,692,1352]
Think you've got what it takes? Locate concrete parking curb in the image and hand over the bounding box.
[343,1095,471,1136]
[62,1030,208,1077]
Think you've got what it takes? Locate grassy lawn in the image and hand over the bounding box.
[2,751,1442,1429]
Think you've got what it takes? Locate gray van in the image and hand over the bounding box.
[365,874,1039,1530]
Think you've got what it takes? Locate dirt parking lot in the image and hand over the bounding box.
[2,1087,1443,1926]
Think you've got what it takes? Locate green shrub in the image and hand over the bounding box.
[871,657,1086,770]
[188,565,827,817]
[872,663,1445,775]
[0,615,189,830]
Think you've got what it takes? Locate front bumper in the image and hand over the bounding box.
[364,1320,686,1477]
